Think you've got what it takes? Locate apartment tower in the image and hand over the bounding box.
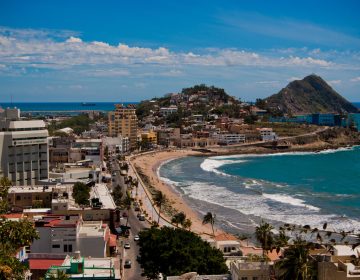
[108,104,138,150]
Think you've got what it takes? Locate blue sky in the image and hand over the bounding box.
[0,0,360,102]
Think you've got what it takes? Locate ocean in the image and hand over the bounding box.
[159,146,360,235]
[0,102,138,115]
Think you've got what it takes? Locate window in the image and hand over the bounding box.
[16,195,21,201]
[64,244,73,252]
[52,244,60,248]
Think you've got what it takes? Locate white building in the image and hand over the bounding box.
[159,105,178,116]
[259,128,278,142]
[31,214,116,258]
[0,108,49,185]
[103,136,129,156]
[230,260,271,280]
[215,133,246,145]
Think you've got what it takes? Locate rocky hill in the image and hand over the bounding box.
[265,75,358,114]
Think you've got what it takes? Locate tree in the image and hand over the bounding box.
[154,191,166,225]
[47,269,70,279]
[122,195,132,227]
[182,218,192,230]
[0,177,12,214]
[112,184,123,206]
[138,227,228,279]
[0,218,39,280]
[72,182,90,206]
[255,220,274,258]
[275,238,317,280]
[202,212,216,236]
[171,212,186,227]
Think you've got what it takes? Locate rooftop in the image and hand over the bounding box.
[78,221,105,238]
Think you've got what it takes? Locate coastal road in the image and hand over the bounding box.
[122,201,150,280]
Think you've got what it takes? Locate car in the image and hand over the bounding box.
[124,260,131,268]
[136,255,141,262]
[138,214,145,221]
[134,235,140,241]
[122,212,128,217]
[136,213,141,218]
[124,243,131,249]
[134,206,140,211]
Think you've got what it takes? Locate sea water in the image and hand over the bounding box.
[159,146,360,235]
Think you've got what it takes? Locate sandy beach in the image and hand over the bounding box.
[130,149,225,236]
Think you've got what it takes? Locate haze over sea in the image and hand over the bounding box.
[159,146,360,235]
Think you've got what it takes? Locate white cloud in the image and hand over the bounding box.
[0,27,336,74]
[287,76,302,82]
[350,76,360,82]
[66,36,82,43]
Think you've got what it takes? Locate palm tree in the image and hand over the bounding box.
[275,238,316,280]
[183,218,192,230]
[202,212,216,236]
[123,195,132,227]
[154,191,166,225]
[255,220,274,259]
[171,212,186,227]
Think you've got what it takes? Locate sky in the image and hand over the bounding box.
[0,0,360,102]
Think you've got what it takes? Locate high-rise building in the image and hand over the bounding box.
[0,108,49,185]
[108,104,138,150]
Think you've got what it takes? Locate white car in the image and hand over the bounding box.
[134,235,140,241]
[124,243,131,249]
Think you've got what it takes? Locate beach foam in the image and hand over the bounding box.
[262,193,320,211]
[180,181,360,233]
[200,158,246,176]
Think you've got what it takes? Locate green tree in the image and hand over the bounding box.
[171,212,186,227]
[0,218,39,280]
[138,227,228,279]
[182,218,192,230]
[47,269,70,279]
[122,194,132,227]
[255,220,274,258]
[154,191,166,225]
[202,212,216,236]
[112,184,123,206]
[72,182,90,206]
[275,238,317,280]
[0,177,12,214]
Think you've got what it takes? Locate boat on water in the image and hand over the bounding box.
[81,102,96,106]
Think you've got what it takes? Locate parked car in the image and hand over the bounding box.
[134,206,140,211]
[138,214,145,221]
[124,243,131,249]
[124,260,131,268]
[122,212,128,217]
[134,235,140,241]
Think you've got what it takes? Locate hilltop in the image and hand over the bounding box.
[264,74,358,115]
[136,84,242,122]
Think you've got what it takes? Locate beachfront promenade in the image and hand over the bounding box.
[127,153,174,228]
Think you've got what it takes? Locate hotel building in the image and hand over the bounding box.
[0,108,49,185]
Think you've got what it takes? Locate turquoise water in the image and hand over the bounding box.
[159,147,360,234]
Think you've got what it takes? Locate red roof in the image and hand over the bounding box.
[1,213,23,219]
[29,259,65,270]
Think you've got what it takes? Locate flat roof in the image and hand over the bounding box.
[92,184,116,210]
[9,120,46,129]
[78,221,105,238]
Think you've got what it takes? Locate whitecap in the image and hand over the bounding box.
[200,158,246,176]
[262,193,320,211]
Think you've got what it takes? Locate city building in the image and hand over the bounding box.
[140,130,158,147]
[108,104,138,150]
[103,136,129,156]
[230,260,271,280]
[159,105,178,116]
[258,128,278,142]
[45,253,121,280]
[215,133,246,145]
[0,107,49,185]
[31,214,117,258]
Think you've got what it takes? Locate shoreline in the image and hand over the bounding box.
[130,141,359,238]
